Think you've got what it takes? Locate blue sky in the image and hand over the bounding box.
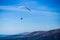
[0,0,60,35]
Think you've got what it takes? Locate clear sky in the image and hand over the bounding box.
[0,0,60,35]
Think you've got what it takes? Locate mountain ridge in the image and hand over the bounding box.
[0,28,60,40]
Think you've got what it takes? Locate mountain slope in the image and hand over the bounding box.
[0,29,60,40]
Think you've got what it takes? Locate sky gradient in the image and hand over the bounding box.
[0,0,60,35]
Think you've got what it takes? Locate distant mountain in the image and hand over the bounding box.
[0,28,60,40]
[0,34,8,37]
[20,31,46,37]
[19,32,29,35]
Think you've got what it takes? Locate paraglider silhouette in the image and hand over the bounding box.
[18,6,31,20]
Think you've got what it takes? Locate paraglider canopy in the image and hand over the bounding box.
[18,6,31,12]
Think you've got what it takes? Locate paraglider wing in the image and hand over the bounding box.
[25,7,31,12]
[18,6,31,12]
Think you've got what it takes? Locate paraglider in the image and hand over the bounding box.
[18,6,31,20]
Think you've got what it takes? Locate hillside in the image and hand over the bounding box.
[0,29,60,40]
